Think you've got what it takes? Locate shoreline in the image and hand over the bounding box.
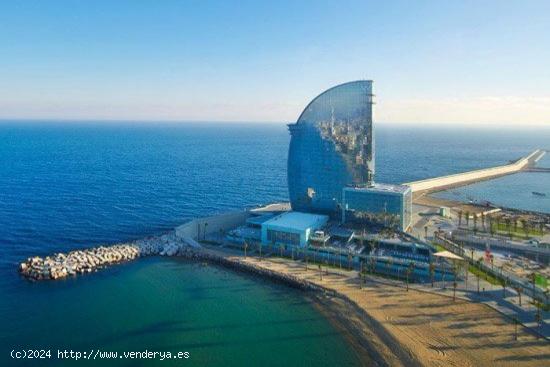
[194,246,550,366]
[183,248,418,366]
[17,233,550,366]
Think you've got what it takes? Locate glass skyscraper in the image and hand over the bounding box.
[287,80,374,214]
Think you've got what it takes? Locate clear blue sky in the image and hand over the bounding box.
[1,0,549,125]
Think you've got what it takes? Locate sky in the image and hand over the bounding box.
[1,0,549,126]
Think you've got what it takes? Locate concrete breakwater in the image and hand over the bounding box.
[19,231,199,280]
[405,149,543,193]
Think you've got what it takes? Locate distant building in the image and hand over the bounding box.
[261,211,329,247]
[342,184,412,231]
[287,80,374,214]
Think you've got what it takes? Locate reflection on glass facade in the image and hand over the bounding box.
[288,80,374,214]
[342,185,412,231]
[266,229,300,246]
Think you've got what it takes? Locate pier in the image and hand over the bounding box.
[404,149,545,194]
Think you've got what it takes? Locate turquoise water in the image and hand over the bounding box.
[2,122,550,366]
[1,258,361,366]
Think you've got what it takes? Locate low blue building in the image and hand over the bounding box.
[261,211,329,247]
[342,184,412,231]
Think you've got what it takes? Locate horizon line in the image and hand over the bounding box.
[1,118,549,129]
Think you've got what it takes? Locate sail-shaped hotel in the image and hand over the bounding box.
[261,81,411,248]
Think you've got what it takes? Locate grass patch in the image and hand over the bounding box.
[490,222,544,238]
[431,242,447,252]
[468,265,501,286]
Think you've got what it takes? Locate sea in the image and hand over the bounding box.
[1,121,550,366]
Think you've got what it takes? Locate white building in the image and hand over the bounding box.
[261,211,329,247]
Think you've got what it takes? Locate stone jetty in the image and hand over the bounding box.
[18,226,327,291]
[19,231,198,280]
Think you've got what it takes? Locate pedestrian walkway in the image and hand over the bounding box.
[367,271,550,339]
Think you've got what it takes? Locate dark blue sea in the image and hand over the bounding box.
[1,121,549,366]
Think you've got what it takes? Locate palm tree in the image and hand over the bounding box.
[513,286,522,307]
[371,239,379,273]
[386,257,394,279]
[528,275,546,329]
[529,273,538,319]
[439,258,446,289]
[359,260,363,289]
[501,277,507,298]
[473,215,478,233]
[429,262,436,287]
[489,216,495,236]
[522,219,530,239]
[533,299,542,327]
[465,211,470,227]
[396,263,401,281]
[464,263,469,290]
[513,317,519,341]
[405,262,415,292]
[505,217,512,238]
[481,212,486,231]
[452,263,459,301]
[389,214,399,233]
[475,259,482,293]
[458,210,463,227]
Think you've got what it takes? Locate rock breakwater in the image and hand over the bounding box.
[19,231,198,280]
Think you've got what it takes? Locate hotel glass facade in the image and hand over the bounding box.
[342,185,412,231]
[287,80,374,214]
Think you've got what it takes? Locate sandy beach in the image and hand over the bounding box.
[203,247,549,366]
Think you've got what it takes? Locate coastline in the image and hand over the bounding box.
[191,247,418,366]
[310,290,420,367]
[17,233,549,366]
[194,245,549,366]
